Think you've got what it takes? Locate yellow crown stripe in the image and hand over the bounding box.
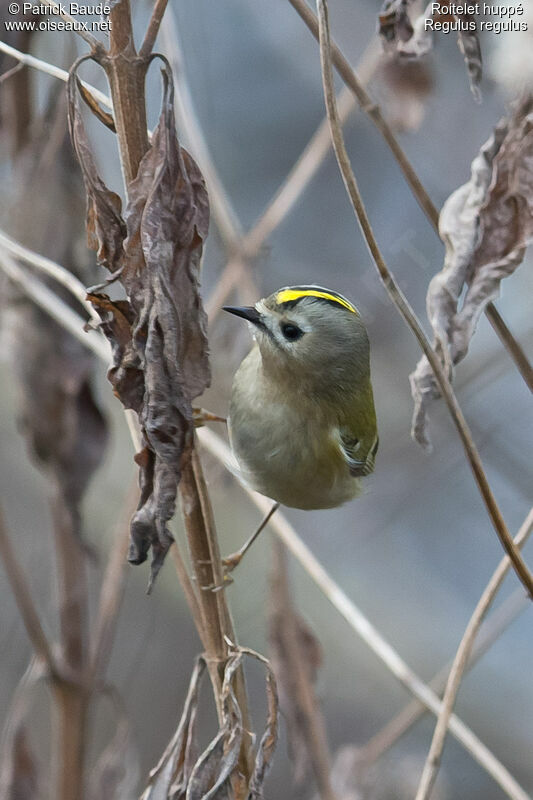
[276,288,358,314]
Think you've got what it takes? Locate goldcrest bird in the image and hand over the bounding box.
[224,285,378,510]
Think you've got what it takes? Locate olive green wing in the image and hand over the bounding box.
[339,429,379,477]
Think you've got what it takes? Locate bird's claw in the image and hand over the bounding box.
[201,573,235,592]
[221,551,244,573]
[193,407,227,428]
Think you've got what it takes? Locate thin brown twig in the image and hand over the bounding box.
[170,542,206,647]
[205,257,260,324]
[0,41,111,109]
[49,493,89,800]
[243,40,381,257]
[290,0,438,228]
[415,507,533,800]
[0,506,57,675]
[139,0,170,59]
[41,0,103,52]
[316,0,533,597]
[287,0,533,396]
[484,304,533,393]
[206,47,380,323]
[360,586,530,765]
[0,62,24,84]
[0,249,111,361]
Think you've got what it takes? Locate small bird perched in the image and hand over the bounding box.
[224,285,378,511]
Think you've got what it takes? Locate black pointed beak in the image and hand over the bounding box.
[223,305,263,326]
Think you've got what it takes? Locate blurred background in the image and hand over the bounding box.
[0,1,532,798]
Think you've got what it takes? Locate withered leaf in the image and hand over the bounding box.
[378,0,414,48]
[410,94,533,448]
[379,1,482,100]
[142,651,278,800]
[67,58,126,272]
[68,57,211,585]
[86,293,144,411]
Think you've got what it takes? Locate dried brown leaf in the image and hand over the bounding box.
[67,58,126,272]
[410,94,533,448]
[379,1,482,100]
[68,57,211,585]
[378,0,414,49]
[142,651,278,800]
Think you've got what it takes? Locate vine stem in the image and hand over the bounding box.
[415,507,533,800]
[315,0,533,597]
[287,0,533,393]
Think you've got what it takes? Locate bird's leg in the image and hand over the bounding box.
[201,503,280,591]
[222,502,280,573]
[193,407,227,428]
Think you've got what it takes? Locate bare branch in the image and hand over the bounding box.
[196,427,530,800]
[360,586,529,765]
[139,0,170,59]
[244,39,381,256]
[0,507,57,675]
[289,0,438,228]
[315,0,533,596]
[0,61,24,84]
[205,257,259,324]
[0,41,111,113]
[0,250,111,362]
[41,0,104,52]
[0,228,102,324]
[484,304,533,394]
[415,507,533,800]
[286,0,532,398]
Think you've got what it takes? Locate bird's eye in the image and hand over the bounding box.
[281,322,303,341]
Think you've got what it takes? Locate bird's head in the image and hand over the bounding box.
[224,285,371,391]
